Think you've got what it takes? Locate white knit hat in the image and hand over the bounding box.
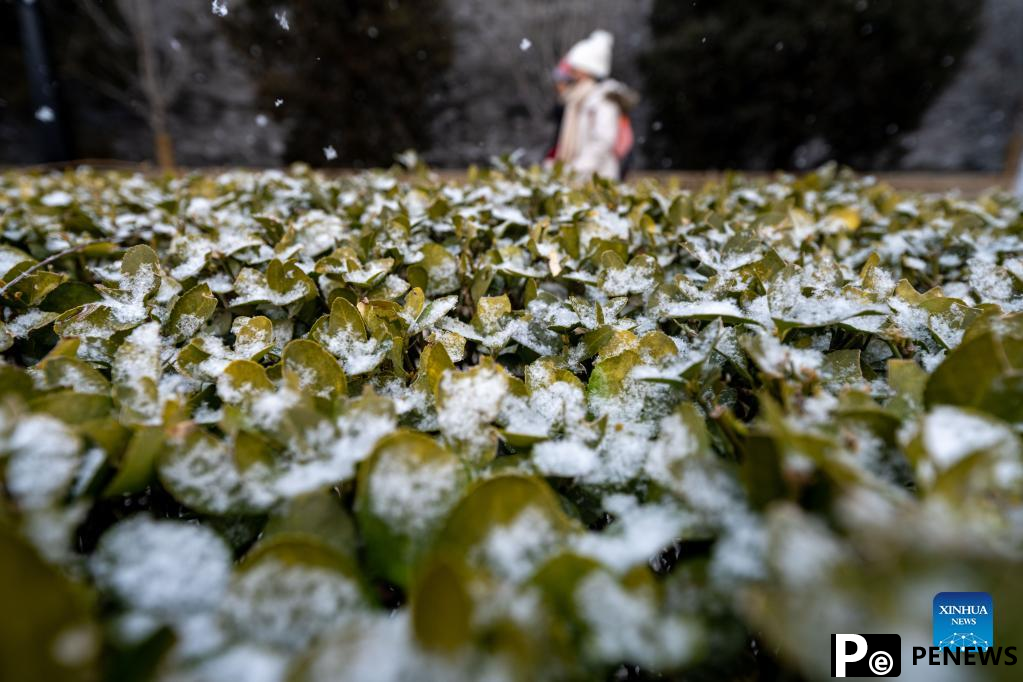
[564,30,614,79]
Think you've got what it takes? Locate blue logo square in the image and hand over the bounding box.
[933,592,993,650]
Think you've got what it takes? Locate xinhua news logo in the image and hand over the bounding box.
[933,592,993,650]
[910,590,1017,667]
[831,634,901,677]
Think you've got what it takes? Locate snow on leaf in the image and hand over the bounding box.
[436,363,508,462]
[576,570,700,669]
[222,542,366,650]
[91,516,231,615]
[310,297,391,376]
[3,414,81,509]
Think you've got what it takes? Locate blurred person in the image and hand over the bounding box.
[1016,150,1023,198]
[550,30,638,181]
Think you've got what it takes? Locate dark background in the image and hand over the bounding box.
[2,0,1022,172]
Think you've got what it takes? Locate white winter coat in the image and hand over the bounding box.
[556,80,637,181]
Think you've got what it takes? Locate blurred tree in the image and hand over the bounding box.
[227,0,453,167]
[122,0,176,167]
[47,0,186,167]
[640,0,980,170]
[32,2,282,166]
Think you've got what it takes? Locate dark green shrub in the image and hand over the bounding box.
[640,0,980,169]
[228,0,453,166]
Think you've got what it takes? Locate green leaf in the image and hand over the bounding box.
[432,475,575,578]
[103,426,163,496]
[120,244,160,277]
[119,244,162,300]
[218,360,275,404]
[234,316,276,358]
[226,537,368,648]
[159,424,276,515]
[821,349,864,388]
[2,261,67,308]
[925,314,1023,423]
[164,283,217,342]
[474,294,512,334]
[30,391,112,425]
[0,244,33,278]
[410,557,473,654]
[587,350,641,401]
[355,431,465,586]
[0,524,99,682]
[886,359,927,417]
[232,259,317,307]
[112,324,162,425]
[309,297,390,376]
[262,490,359,562]
[282,339,347,400]
[419,243,460,296]
[39,281,101,313]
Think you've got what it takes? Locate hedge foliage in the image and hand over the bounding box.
[1,162,1022,681]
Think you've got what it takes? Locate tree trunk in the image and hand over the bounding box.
[132,0,175,169]
[154,131,175,170]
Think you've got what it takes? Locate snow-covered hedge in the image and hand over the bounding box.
[1,163,1022,680]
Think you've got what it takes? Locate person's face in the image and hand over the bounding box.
[568,66,591,82]
[554,67,589,97]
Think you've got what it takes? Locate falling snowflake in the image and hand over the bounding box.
[274,98,284,108]
[34,106,55,123]
[211,0,228,17]
[255,114,268,128]
[275,10,289,30]
[519,38,532,51]
[323,146,338,161]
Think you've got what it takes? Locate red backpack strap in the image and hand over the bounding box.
[614,114,634,160]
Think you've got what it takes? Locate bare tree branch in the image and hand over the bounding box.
[76,0,131,48]
[159,47,190,104]
[63,63,145,116]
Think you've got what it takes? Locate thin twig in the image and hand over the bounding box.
[77,0,132,48]
[0,240,110,298]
